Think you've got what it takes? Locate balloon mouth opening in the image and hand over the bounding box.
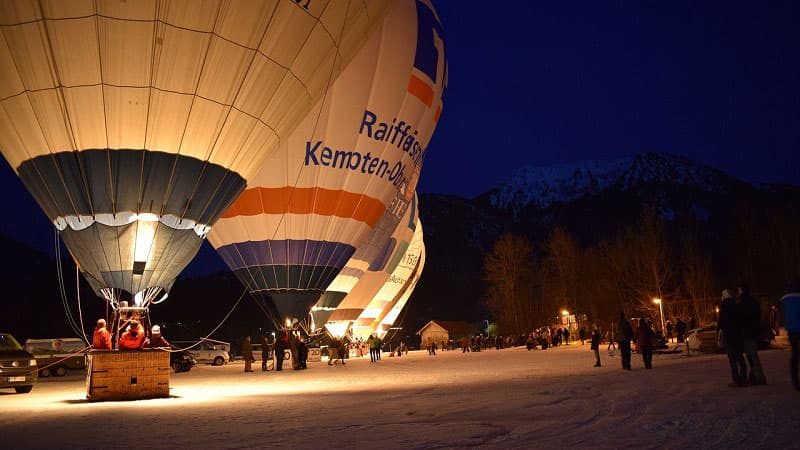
[54,213,211,237]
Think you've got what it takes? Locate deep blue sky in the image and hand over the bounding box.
[2,0,799,256]
[420,0,800,197]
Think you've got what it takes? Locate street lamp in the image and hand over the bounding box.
[653,298,665,335]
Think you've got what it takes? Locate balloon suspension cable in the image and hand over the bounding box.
[54,229,88,344]
[167,281,251,353]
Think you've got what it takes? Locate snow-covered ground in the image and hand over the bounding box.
[2,344,798,449]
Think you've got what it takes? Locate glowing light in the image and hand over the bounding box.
[561,310,569,316]
[133,219,158,265]
[325,321,350,338]
[653,298,662,304]
[285,318,292,327]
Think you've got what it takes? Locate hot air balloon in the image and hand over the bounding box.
[208,0,446,325]
[375,240,425,338]
[0,0,387,309]
[312,191,418,336]
[352,218,423,339]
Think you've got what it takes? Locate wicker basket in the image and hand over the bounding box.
[87,350,170,401]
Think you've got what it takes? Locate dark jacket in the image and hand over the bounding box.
[590,329,600,350]
[718,297,744,348]
[618,318,634,344]
[739,293,760,341]
[636,322,654,348]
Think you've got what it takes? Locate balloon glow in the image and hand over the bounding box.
[209,0,446,323]
[0,0,388,307]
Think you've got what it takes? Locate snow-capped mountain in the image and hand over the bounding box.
[488,153,736,210]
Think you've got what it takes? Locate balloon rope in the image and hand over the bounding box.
[75,263,89,344]
[167,283,250,353]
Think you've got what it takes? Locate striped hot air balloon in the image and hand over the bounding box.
[352,217,423,340]
[0,0,386,306]
[313,191,418,335]
[208,0,446,324]
[375,238,425,338]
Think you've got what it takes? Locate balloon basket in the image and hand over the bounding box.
[86,350,170,401]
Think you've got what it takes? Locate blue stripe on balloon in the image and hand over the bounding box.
[216,239,356,270]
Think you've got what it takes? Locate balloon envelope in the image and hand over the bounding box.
[0,0,385,303]
[208,0,446,322]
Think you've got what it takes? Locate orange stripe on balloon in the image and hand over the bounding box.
[434,104,442,123]
[407,74,434,107]
[221,187,386,228]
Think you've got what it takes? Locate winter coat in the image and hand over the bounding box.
[717,298,744,348]
[92,326,112,350]
[144,334,170,349]
[618,319,634,344]
[738,293,761,341]
[636,322,654,349]
[590,329,600,350]
[118,325,145,350]
[782,291,800,333]
[242,339,253,360]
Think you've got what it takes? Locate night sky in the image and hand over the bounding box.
[1,0,799,257]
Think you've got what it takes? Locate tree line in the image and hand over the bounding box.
[484,205,800,336]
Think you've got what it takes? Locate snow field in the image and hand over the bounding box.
[1,344,798,449]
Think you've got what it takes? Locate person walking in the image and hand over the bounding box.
[590,325,601,367]
[618,313,633,370]
[607,321,617,354]
[666,320,673,343]
[780,278,800,391]
[718,289,747,387]
[367,334,377,362]
[242,336,254,373]
[564,328,570,345]
[675,318,687,343]
[739,286,766,385]
[637,319,655,369]
[579,327,586,345]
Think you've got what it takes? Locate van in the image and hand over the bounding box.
[173,339,230,366]
[0,333,37,393]
[24,338,87,377]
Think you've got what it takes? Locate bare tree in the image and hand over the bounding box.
[484,233,533,335]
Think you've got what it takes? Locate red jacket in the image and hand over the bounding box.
[92,326,112,350]
[119,325,145,350]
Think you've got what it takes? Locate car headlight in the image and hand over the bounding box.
[30,359,37,367]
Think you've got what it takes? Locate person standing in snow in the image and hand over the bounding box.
[718,289,746,387]
[739,286,766,385]
[579,327,586,345]
[675,318,687,343]
[564,327,570,345]
[590,325,601,367]
[637,319,655,369]
[666,319,673,343]
[618,313,633,371]
[780,278,800,391]
[242,336,254,373]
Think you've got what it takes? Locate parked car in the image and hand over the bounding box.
[24,338,87,377]
[685,326,719,353]
[170,349,196,373]
[0,333,38,393]
[173,339,230,366]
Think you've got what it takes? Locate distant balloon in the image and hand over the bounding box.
[352,218,424,339]
[375,239,426,337]
[208,0,446,323]
[0,0,386,306]
[314,192,418,331]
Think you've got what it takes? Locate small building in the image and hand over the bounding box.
[417,320,476,347]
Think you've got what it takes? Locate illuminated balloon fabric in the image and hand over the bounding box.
[208,0,447,321]
[353,217,423,339]
[375,240,426,337]
[312,191,418,328]
[0,0,386,300]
